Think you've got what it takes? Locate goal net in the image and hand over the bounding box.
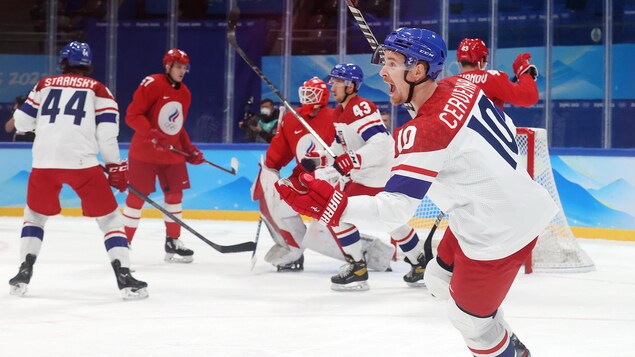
[408,127,595,273]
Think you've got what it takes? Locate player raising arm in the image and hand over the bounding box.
[123,48,205,263]
[9,41,148,300]
[276,28,557,356]
[457,38,539,109]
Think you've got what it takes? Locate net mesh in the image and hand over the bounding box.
[409,127,595,273]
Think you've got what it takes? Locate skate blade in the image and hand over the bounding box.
[331,281,369,292]
[9,283,28,296]
[406,281,426,288]
[164,253,193,263]
[121,287,149,300]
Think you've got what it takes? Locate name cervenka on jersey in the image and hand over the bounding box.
[439,78,477,129]
[43,76,98,89]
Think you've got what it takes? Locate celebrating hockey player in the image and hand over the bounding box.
[9,41,148,300]
[457,38,539,109]
[276,28,557,356]
[300,63,398,291]
[252,77,393,274]
[123,48,205,263]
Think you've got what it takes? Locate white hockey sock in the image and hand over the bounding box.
[333,224,363,261]
[19,223,44,262]
[391,226,423,262]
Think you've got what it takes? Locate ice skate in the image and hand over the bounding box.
[403,252,427,287]
[164,237,194,263]
[111,259,148,300]
[277,254,304,272]
[9,254,36,296]
[510,333,531,357]
[331,255,369,291]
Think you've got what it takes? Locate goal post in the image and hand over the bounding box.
[408,127,595,273]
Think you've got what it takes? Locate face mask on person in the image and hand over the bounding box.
[260,107,272,116]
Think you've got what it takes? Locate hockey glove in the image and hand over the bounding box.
[146,128,169,151]
[185,145,205,165]
[512,53,538,82]
[275,173,348,227]
[333,153,360,176]
[300,150,329,173]
[105,161,129,192]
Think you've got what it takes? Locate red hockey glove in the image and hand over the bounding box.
[300,150,329,173]
[512,53,538,81]
[333,153,360,176]
[275,173,348,226]
[185,145,205,165]
[146,129,169,151]
[105,161,128,192]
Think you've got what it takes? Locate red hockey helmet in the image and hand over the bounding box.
[456,38,489,64]
[298,77,330,111]
[163,48,190,68]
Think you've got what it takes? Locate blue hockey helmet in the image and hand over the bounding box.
[372,28,447,80]
[59,41,92,67]
[329,63,364,90]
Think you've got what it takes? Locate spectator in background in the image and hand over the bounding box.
[380,111,392,132]
[239,98,280,143]
[4,95,34,142]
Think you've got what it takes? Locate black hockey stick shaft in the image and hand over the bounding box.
[168,145,237,175]
[127,185,255,253]
[227,6,335,158]
[344,0,418,118]
[423,211,443,264]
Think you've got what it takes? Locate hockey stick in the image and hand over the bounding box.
[126,185,256,254]
[344,0,417,118]
[168,145,238,175]
[250,218,263,270]
[227,6,335,158]
[345,0,443,257]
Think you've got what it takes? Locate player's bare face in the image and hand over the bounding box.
[328,78,347,103]
[379,51,409,105]
[167,62,188,83]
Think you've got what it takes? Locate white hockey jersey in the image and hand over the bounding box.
[343,77,558,260]
[14,74,121,169]
[331,95,394,188]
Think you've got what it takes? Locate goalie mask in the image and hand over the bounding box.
[457,38,489,68]
[298,77,330,113]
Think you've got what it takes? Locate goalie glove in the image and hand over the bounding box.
[275,173,348,226]
[512,52,538,82]
[300,150,329,173]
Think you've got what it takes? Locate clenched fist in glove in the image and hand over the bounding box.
[300,150,329,173]
[512,53,538,81]
[105,161,128,192]
[146,128,169,151]
[333,153,360,176]
[185,145,205,165]
[275,173,348,226]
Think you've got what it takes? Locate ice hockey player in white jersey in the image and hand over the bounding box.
[276,28,557,356]
[9,41,148,300]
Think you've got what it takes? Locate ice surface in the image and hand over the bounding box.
[1,216,633,356]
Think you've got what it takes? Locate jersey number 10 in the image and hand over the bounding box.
[41,89,87,125]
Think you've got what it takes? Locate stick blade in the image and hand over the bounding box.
[228,6,240,32]
[230,157,239,175]
[219,241,256,253]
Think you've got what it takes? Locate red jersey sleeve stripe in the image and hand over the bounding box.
[356,119,383,134]
[391,164,438,178]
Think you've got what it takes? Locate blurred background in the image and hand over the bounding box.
[0,0,633,147]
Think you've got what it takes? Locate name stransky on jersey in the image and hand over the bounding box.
[43,76,98,89]
[439,78,477,129]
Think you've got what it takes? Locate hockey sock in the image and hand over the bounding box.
[163,202,182,238]
[20,207,48,261]
[333,224,363,261]
[97,211,130,268]
[391,226,422,262]
[124,194,144,243]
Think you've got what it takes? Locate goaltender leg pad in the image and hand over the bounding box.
[303,222,346,261]
[447,299,513,357]
[360,234,394,272]
[424,257,452,300]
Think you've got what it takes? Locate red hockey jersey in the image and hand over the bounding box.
[265,106,336,177]
[457,70,538,110]
[126,74,194,164]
